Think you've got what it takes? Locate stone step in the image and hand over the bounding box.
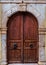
[8,63,38,65]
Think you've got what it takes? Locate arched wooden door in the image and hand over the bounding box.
[7,12,39,63]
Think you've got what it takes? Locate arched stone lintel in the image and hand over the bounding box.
[2,4,39,29]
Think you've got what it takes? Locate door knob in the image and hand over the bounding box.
[30,44,33,48]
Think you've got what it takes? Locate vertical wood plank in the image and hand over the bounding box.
[21,13,24,63]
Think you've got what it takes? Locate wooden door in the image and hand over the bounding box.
[24,14,38,63]
[7,12,38,63]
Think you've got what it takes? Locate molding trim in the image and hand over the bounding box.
[0,28,46,31]
[0,28,7,34]
[0,28,46,34]
[0,1,46,4]
[39,28,46,32]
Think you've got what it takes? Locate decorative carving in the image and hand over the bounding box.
[19,3,27,11]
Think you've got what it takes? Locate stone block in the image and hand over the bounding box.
[0,4,2,28]
[0,33,2,63]
[1,34,7,65]
[27,4,40,17]
[39,35,45,47]
[19,4,26,11]
[39,47,45,61]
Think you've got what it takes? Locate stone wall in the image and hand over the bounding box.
[0,1,46,65]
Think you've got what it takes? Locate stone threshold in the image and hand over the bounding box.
[8,63,38,65]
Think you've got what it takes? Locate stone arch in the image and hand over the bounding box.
[2,4,39,28]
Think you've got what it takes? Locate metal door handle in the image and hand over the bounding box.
[8,43,17,50]
[30,44,33,48]
[13,43,17,49]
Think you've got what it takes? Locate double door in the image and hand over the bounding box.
[7,12,38,63]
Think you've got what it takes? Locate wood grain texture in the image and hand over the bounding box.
[7,12,39,63]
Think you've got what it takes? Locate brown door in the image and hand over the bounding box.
[7,12,39,63]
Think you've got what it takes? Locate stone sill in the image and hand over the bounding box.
[8,63,38,65]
